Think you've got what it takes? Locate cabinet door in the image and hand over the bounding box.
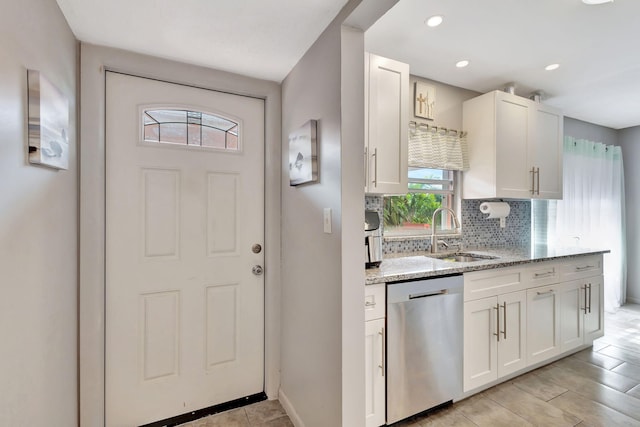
[464,297,498,391]
[497,291,527,377]
[365,53,409,194]
[365,318,385,427]
[495,95,531,198]
[559,280,584,352]
[532,105,563,199]
[584,276,604,343]
[526,284,561,365]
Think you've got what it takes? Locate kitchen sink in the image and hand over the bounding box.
[426,253,499,263]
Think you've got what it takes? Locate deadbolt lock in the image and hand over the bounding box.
[252,243,262,254]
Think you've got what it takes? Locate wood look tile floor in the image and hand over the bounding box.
[395,303,640,427]
[180,304,640,427]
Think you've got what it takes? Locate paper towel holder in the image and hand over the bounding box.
[479,201,511,228]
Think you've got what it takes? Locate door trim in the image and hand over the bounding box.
[79,44,282,426]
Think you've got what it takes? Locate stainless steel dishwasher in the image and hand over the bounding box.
[386,274,463,424]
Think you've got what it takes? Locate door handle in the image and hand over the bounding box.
[583,284,588,314]
[536,167,540,195]
[372,148,378,187]
[493,304,500,342]
[252,265,264,276]
[588,283,592,314]
[408,290,447,299]
[379,327,385,377]
[536,289,554,296]
[502,302,507,339]
[530,167,536,195]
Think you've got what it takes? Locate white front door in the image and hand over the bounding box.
[105,72,265,426]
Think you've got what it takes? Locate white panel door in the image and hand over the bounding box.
[559,280,584,352]
[526,285,561,366]
[497,291,527,377]
[463,297,498,391]
[584,276,604,343]
[365,318,385,427]
[105,72,265,426]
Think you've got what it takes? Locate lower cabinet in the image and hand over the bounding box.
[559,277,604,351]
[463,291,526,392]
[526,284,561,365]
[365,284,385,427]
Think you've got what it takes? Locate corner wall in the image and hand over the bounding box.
[0,0,78,425]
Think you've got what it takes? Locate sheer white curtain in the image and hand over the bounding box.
[541,136,626,312]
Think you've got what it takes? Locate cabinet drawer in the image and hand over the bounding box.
[464,266,525,301]
[559,255,603,282]
[525,261,560,287]
[365,283,386,321]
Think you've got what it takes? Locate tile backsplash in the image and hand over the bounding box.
[365,196,531,254]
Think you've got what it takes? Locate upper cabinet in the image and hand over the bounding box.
[462,90,563,200]
[365,53,409,195]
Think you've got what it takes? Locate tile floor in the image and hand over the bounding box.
[177,399,292,427]
[181,304,640,427]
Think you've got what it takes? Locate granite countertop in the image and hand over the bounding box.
[365,246,610,285]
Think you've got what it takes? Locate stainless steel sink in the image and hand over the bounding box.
[427,253,499,263]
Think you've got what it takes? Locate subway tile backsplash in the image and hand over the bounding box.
[365,196,531,254]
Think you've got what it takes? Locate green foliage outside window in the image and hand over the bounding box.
[383,193,443,227]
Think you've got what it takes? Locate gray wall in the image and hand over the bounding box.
[565,116,619,145]
[280,4,350,426]
[0,0,78,425]
[619,126,640,303]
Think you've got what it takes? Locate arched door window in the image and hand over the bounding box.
[143,109,239,150]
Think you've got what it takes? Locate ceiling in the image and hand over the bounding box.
[55,0,349,83]
[56,0,639,130]
[366,0,640,130]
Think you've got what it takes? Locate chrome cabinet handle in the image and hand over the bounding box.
[576,265,595,271]
[494,304,500,342]
[583,284,588,314]
[372,148,378,187]
[364,147,368,186]
[379,327,385,377]
[365,301,376,307]
[588,283,592,314]
[530,167,536,195]
[536,167,540,195]
[534,271,555,278]
[502,302,507,339]
[536,289,554,296]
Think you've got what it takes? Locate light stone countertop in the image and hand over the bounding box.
[365,246,610,285]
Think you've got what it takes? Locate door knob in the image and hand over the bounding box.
[252,265,264,276]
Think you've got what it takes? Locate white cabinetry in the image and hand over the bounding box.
[365,53,409,195]
[462,90,563,199]
[463,267,527,392]
[364,284,385,427]
[526,284,561,365]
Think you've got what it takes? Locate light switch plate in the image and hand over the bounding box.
[323,208,332,233]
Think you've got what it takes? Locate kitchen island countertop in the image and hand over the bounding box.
[365,246,610,285]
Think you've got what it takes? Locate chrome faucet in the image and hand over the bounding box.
[430,207,461,253]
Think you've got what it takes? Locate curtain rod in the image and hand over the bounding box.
[409,121,467,137]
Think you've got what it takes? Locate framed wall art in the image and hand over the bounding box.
[27,69,70,170]
[414,82,435,120]
[288,119,318,186]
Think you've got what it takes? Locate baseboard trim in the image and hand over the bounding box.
[279,389,305,427]
[626,296,640,304]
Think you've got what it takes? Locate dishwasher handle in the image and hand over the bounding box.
[409,289,448,300]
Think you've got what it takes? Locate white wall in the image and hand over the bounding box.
[618,126,640,303]
[0,0,78,425]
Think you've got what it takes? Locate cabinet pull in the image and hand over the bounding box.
[372,148,378,187]
[583,284,588,314]
[588,283,592,314]
[530,167,536,195]
[502,302,507,339]
[575,265,595,271]
[536,289,554,296]
[379,327,385,377]
[364,147,368,186]
[493,304,500,342]
[534,271,555,278]
[365,301,376,307]
[536,167,540,195]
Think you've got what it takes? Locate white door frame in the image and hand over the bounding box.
[79,44,282,426]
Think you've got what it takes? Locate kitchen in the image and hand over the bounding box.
[2,0,640,426]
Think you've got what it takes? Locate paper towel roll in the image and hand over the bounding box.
[479,202,511,219]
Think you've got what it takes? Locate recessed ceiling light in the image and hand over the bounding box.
[426,15,444,27]
[582,0,613,4]
[545,63,560,71]
[456,60,469,68]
